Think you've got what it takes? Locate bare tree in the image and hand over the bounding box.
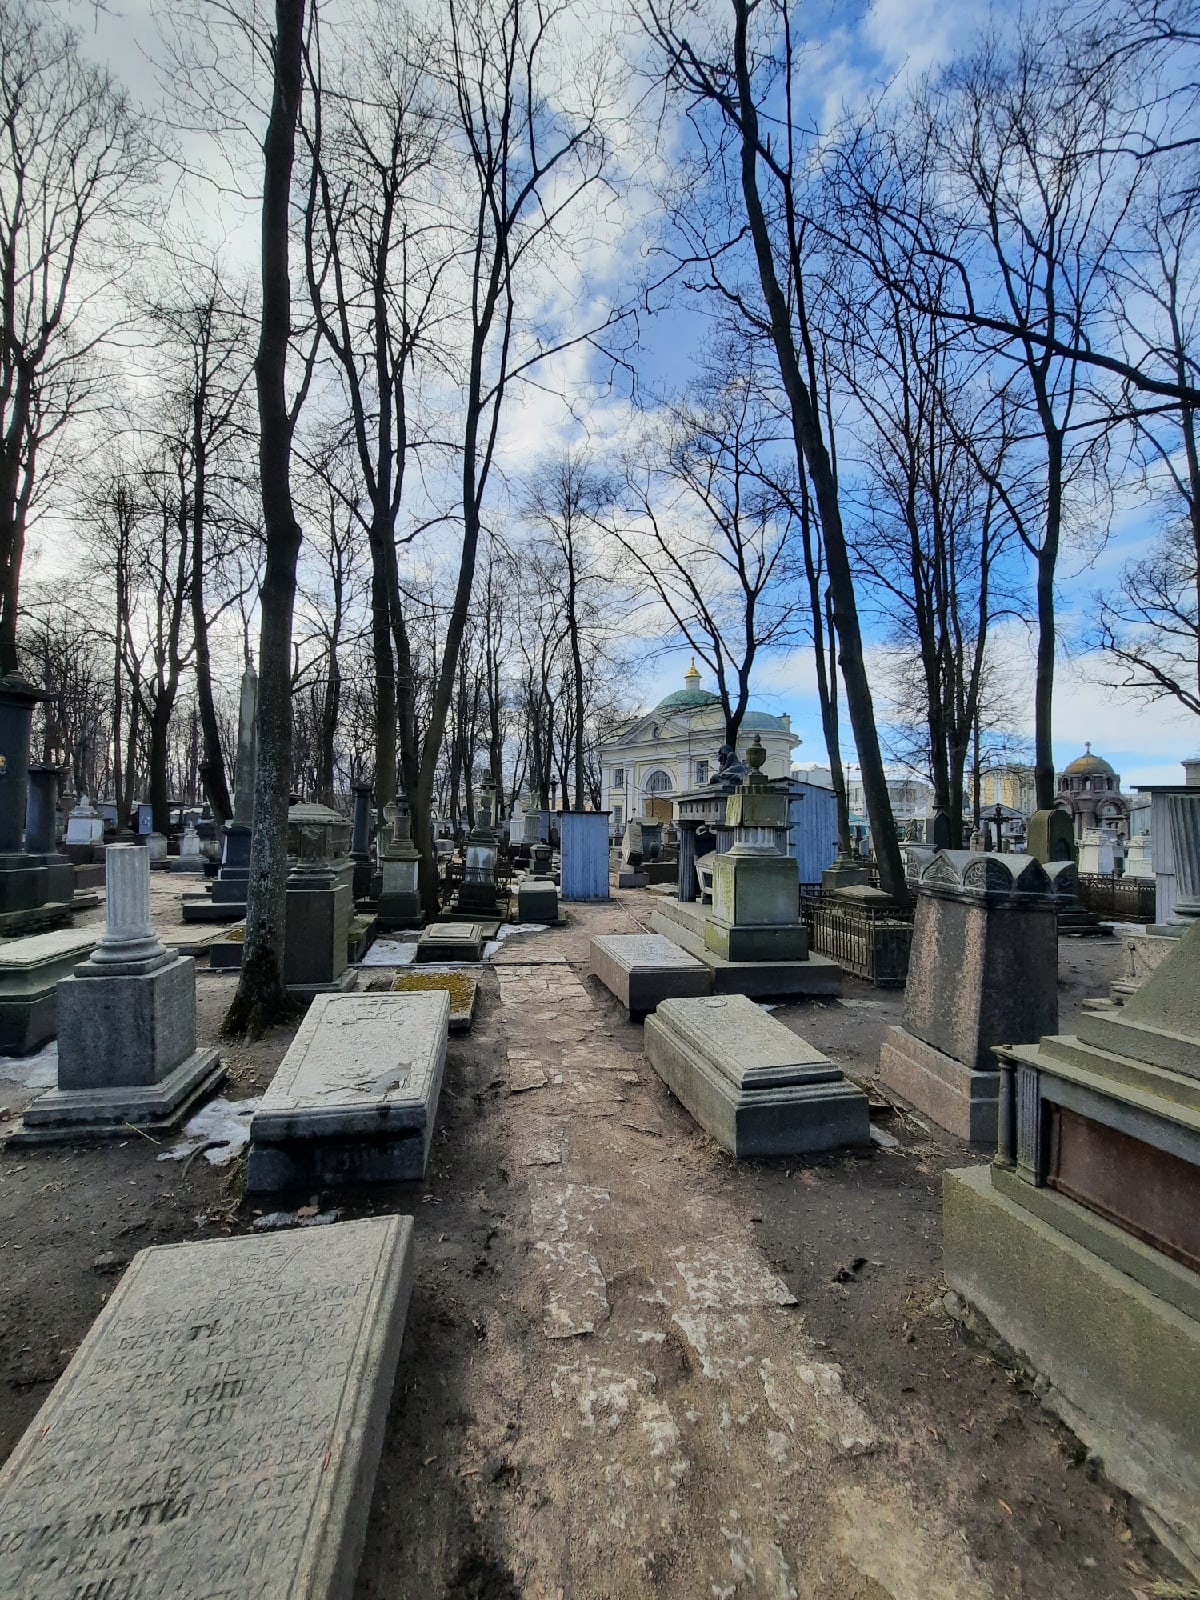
[228,0,315,1033]
[302,7,446,819]
[0,0,152,672]
[406,0,623,913]
[644,0,906,897]
[615,349,800,747]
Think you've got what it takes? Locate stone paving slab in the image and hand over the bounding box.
[646,995,870,1158]
[247,991,449,1189]
[589,933,712,1014]
[0,1215,414,1600]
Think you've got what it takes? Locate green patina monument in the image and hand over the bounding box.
[705,736,807,964]
[944,921,1200,1569]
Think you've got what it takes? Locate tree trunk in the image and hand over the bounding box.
[226,0,307,1034]
[148,695,175,835]
[730,0,903,897]
[1034,435,1063,810]
[369,529,398,814]
[191,411,232,825]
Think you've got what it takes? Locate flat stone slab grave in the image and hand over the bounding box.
[416,920,484,962]
[0,1216,413,1600]
[247,990,449,1190]
[0,927,99,1054]
[645,993,870,1157]
[590,932,713,1015]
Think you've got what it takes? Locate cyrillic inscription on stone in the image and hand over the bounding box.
[0,1216,413,1599]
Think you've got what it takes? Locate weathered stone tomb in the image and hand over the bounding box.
[246,990,449,1190]
[0,1216,413,1599]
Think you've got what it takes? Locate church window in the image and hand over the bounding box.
[695,759,709,784]
[612,767,624,788]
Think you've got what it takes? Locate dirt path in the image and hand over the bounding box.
[0,887,1181,1597]
[355,905,1181,1600]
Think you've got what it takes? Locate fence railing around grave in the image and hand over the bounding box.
[1077,872,1156,923]
[799,886,914,986]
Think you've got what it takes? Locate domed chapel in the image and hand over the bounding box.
[598,661,799,834]
[1055,743,1131,840]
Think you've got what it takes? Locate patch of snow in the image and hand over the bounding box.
[870,1125,900,1150]
[157,1096,258,1166]
[252,1209,341,1231]
[484,921,549,958]
[0,1040,58,1090]
[361,939,418,967]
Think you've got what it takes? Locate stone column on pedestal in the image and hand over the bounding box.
[14,844,223,1138]
[209,660,259,908]
[377,800,423,928]
[283,803,355,994]
[1165,791,1200,920]
[704,737,807,964]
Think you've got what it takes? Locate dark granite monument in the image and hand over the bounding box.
[878,851,1058,1145]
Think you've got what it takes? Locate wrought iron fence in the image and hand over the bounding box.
[798,886,914,986]
[1077,872,1156,923]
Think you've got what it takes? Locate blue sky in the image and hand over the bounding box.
[49,0,1200,788]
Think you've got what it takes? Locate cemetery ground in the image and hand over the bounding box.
[0,884,1189,1600]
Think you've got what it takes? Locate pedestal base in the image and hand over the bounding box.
[11,1046,223,1142]
[704,919,809,962]
[416,922,483,962]
[57,955,198,1090]
[945,1164,1200,1574]
[377,890,423,929]
[181,894,245,923]
[878,1023,998,1145]
[648,903,841,999]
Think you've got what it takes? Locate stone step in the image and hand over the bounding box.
[0,1216,414,1599]
[646,910,842,999]
[645,993,870,1157]
[247,990,449,1190]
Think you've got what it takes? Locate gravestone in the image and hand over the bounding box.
[706,737,807,962]
[0,675,74,931]
[0,1216,414,1600]
[184,660,258,924]
[246,991,449,1190]
[517,878,558,923]
[945,923,1200,1569]
[878,851,1057,1145]
[589,932,712,1014]
[1026,807,1075,863]
[377,800,422,928]
[416,921,483,963]
[0,927,98,1054]
[284,803,354,998]
[646,993,869,1157]
[12,845,221,1141]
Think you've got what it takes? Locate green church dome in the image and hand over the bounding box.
[654,687,723,714]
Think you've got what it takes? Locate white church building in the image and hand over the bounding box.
[598,662,799,836]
